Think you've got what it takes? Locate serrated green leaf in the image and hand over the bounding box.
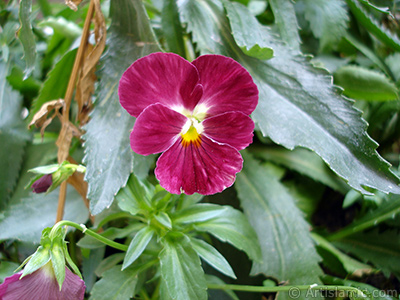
[162,0,185,56]
[159,235,207,300]
[0,186,88,242]
[334,230,400,279]
[251,146,349,193]
[90,265,140,300]
[194,205,261,262]
[223,1,273,60]
[83,0,161,215]
[18,0,36,77]
[335,65,398,101]
[0,62,30,207]
[29,48,77,120]
[236,153,323,288]
[179,0,400,196]
[122,226,154,270]
[268,0,301,52]
[191,237,236,279]
[345,0,400,52]
[303,0,349,51]
[173,203,229,224]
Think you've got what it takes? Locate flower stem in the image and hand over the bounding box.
[50,220,128,252]
[207,283,367,297]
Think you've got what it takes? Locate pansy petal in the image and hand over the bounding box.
[155,136,243,195]
[0,267,85,300]
[119,52,202,117]
[192,54,258,117]
[130,103,187,155]
[203,112,254,151]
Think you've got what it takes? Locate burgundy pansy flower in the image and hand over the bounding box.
[0,264,85,300]
[119,53,258,195]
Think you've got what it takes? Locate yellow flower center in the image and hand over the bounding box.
[181,120,203,148]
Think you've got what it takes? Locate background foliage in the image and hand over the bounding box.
[1,0,400,299]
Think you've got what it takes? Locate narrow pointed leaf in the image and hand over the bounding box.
[83,0,161,215]
[236,153,324,285]
[190,238,236,279]
[345,0,400,52]
[122,226,154,270]
[173,203,229,224]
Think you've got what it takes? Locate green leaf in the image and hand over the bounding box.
[268,0,301,52]
[251,146,349,193]
[328,194,400,240]
[194,205,261,262]
[334,65,398,101]
[154,212,172,229]
[162,0,185,56]
[345,0,400,52]
[303,0,349,51]
[30,48,77,120]
[122,226,154,270]
[82,248,106,292]
[116,173,154,215]
[21,246,50,277]
[159,235,207,300]
[236,153,323,286]
[385,53,400,83]
[0,62,30,207]
[83,0,161,215]
[0,185,88,242]
[18,0,36,77]
[190,237,236,279]
[344,34,392,77]
[173,203,229,224]
[311,233,374,276]
[333,230,400,279]
[179,0,400,196]
[224,1,273,60]
[90,265,140,300]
